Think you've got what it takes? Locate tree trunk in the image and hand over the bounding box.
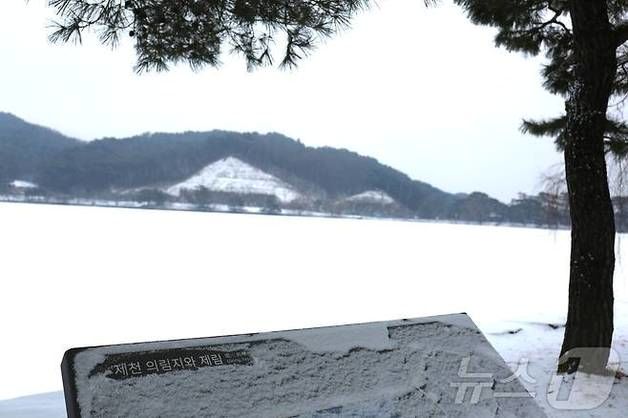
[559,0,618,374]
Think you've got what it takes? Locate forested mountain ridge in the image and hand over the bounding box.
[0,112,82,184]
[38,130,456,217]
[0,113,578,227]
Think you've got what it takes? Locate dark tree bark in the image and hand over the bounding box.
[559,0,618,374]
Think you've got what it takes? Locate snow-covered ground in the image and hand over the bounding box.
[9,180,38,189]
[165,156,301,202]
[0,392,65,418]
[0,201,627,416]
[344,190,397,205]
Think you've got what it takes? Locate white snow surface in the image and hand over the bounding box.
[345,190,397,205]
[0,392,64,418]
[165,157,301,203]
[0,202,627,416]
[10,180,38,189]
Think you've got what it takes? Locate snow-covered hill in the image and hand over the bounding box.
[344,190,396,205]
[165,157,301,203]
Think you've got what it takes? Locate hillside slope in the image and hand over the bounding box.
[0,113,81,183]
[32,128,456,217]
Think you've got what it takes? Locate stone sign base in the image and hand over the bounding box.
[61,313,545,417]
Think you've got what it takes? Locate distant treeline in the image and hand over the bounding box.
[4,111,628,230]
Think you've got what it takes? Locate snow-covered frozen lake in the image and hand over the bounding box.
[1,201,627,416]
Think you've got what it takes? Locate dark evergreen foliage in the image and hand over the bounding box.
[49,0,369,72]
[451,0,628,154]
[179,187,282,210]
[449,192,508,224]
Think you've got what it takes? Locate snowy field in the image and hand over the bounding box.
[0,201,627,417]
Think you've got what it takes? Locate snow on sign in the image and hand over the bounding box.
[61,314,545,417]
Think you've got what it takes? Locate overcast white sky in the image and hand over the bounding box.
[0,0,565,202]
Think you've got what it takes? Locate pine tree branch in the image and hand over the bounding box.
[546,2,570,34]
[48,0,371,72]
[521,116,566,137]
[616,20,628,47]
[509,10,569,37]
